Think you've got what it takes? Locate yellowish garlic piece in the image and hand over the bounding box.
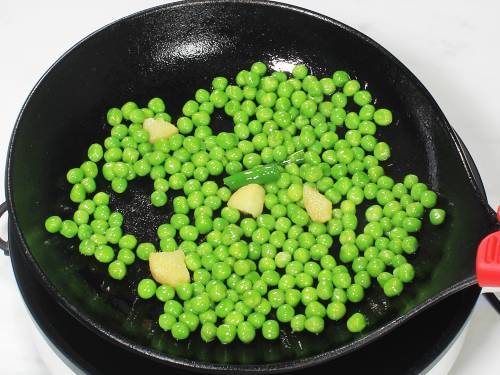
[227,183,265,218]
[303,184,332,223]
[143,117,179,144]
[149,250,190,287]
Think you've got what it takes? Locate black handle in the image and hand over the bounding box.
[484,293,500,315]
[0,202,9,256]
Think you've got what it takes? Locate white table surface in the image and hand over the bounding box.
[1,0,499,373]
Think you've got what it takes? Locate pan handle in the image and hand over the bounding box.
[476,206,500,289]
[0,202,9,256]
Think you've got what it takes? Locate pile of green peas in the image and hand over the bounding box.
[45,61,446,344]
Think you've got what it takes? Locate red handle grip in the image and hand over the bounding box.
[476,207,500,287]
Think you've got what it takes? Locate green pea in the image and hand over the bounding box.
[326,301,346,321]
[305,316,324,334]
[420,190,438,208]
[332,272,352,289]
[108,260,127,280]
[373,142,391,161]
[45,216,63,233]
[94,245,114,263]
[178,312,199,332]
[137,279,156,299]
[107,107,123,126]
[262,320,280,340]
[374,108,393,126]
[134,242,154,260]
[232,321,255,344]
[104,226,121,244]
[216,323,236,344]
[171,322,190,340]
[116,235,136,251]
[115,248,134,265]
[347,312,366,333]
[75,224,92,240]
[331,70,349,87]
[286,314,305,334]
[60,220,78,238]
[429,208,446,225]
[157,313,176,332]
[347,284,364,303]
[79,239,95,256]
[383,277,404,297]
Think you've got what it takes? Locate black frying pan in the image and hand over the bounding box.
[2,0,498,373]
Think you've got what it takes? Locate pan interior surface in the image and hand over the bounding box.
[7,0,495,371]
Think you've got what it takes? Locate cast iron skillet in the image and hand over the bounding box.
[2,0,498,373]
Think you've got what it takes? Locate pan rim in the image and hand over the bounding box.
[4,0,495,372]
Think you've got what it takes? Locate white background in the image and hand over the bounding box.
[1,0,499,373]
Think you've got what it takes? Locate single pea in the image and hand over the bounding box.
[374,142,391,161]
[117,248,135,265]
[356,110,374,130]
[326,301,346,321]
[111,178,128,194]
[216,323,236,344]
[347,312,366,333]
[79,239,95,256]
[343,80,360,96]
[119,234,137,250]
[305,316,325,334]
[90,218,108,235]
[332,70,350,87]
[150,190,168,208]
[69,183,86,203]
[236,321,256,344]
[163,300,183,318]
[196,322,216,343]
[353,90,372,106]
[383,277,404,297]
[104,226,122,244]
[136,242,155,260]
[87,143,104,163]
[158,313,176,332]
[45,216,62,233]
[347,284,365,303]
[199,310,217,325]
[402,217,422,233]
[284,312,305,334]
[304,301,326,319]
[171,322,190,340]
[429,208,446,225]
[374,108,393,126]
[420,190,438,208]
[292,64,308,79]
[281,287,299,307]
[60,220,78,238]
[276,304,295,323]
[75,224,92,240]
[179,312,199,332]
[339,243,359,263]
[145,97,165,113]
[137,278,157,299]
[108,260,127,280]
[262,320,280,340]
[107,107,123,126]
[94,245,115,263]
[366,258,386,277]
[394,263,415,283]
[404,174,419,189]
